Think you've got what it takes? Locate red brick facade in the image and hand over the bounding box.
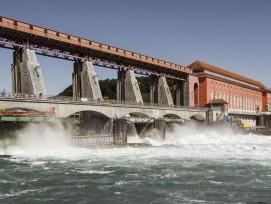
[188,61,271,113]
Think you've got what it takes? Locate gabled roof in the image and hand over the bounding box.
[188,61,266,90]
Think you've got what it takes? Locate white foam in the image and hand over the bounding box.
[1,120,271,166]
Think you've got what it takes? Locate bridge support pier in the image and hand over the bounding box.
[183,75,190,106]
[154,119,166,139]
[11,49,22,94]
[150,75,158,104]
[73,61,103,101]
[72,61,82,99]
[113,119,127,145]
[81,61,103,101]
[150,76,173,106]
[117,69,143,103]
[173,81,184,106]
[158,76,173,106]
[11,49,46,97]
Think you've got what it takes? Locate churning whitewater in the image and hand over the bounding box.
[1,122,271,203]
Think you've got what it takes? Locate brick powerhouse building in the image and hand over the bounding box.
[188,61,271,125]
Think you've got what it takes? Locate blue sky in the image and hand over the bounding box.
[0,0,270,95]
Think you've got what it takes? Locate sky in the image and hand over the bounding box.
[0,0,271,95]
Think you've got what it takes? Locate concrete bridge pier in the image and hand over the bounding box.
[260,114,271,129]
[116,69,125,101]
[125,70,143,103]
[116,69,143,103]
[173,81,185,106]
[81,61,103,101]
[113,119,127,145]
[73,61,103,101]
[150,75,158,104]
[158,76,174,106]
[150,75,174,106]
[153,119,166,139]
[183,75,190,106]
[11,49,22,94]
[72,61,82,98]
[11,49,46,97]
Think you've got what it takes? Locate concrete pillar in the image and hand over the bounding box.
[81,61,103,101]
[154,119,166,139]
[260,115,271,129]
[150,75,158,104]
[72,61,82,99]
[116,69,125,101]
[174,81,184,106]
[11,50,22,94]
[17,49,46,97]
[158,76,174,106]
[124,70,143,103]
[183,75,190,106]
[113,119,127,145]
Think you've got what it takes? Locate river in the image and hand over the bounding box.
[1,122,271,203]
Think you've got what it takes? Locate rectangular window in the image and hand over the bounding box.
[56,32,60,37]
[14,21,18,26]
[29,25,33,30]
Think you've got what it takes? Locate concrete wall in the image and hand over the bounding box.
[189,75,199,107]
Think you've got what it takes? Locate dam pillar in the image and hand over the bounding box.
[154,119,166,139]
[158,76,174,106]
[81,61,103,101]
[116,69,125,101]
[11,49,22,94]
[117,69,143,104]
[260,114,271,129]
[72,61,82,99]
[173,81,184,106]
[183,75,190,106]
[124,70,143,104]
[150,75,158,104]
[12,49,46,97]
[113,119,127,145]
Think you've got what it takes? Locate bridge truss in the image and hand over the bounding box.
[0,16,191,80]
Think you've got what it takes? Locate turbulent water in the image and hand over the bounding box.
[1,122,271,203]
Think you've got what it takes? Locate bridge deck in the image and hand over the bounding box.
[0,16,191,78]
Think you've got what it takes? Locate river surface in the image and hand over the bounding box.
[1,122,271,203]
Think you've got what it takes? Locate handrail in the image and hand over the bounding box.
[0,92,207,111]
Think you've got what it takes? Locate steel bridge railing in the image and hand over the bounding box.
[0,91,207,111]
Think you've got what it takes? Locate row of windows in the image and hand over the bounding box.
[210,91,261,111]
[210,81,261,97]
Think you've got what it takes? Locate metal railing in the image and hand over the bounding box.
[0,91,207,111]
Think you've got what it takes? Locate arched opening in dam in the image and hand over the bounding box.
[67,111,113,146]
[124,112,154,143]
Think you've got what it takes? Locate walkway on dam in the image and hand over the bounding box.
[0,92,207,121]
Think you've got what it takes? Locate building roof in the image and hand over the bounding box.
[206,99,228,105]
[188,61,266,90]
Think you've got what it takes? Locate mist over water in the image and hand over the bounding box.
[1,121,271,203]
[0,120,72,157]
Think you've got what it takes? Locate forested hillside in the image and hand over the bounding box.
[58,77,158,102]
